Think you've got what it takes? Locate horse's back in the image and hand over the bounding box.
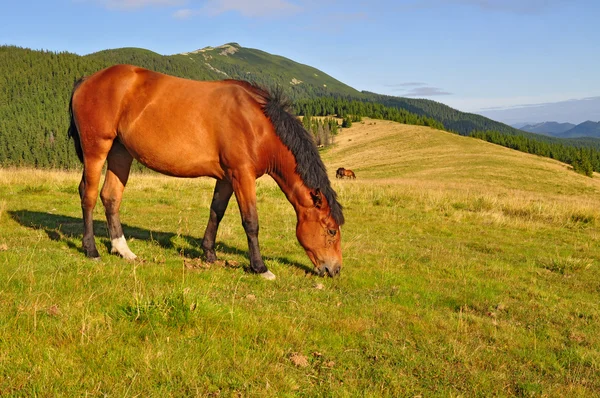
[72,65,274,178]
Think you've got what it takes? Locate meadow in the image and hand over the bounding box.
[1,119,599,396]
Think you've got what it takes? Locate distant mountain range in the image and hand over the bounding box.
[515,121,600,138]
[479,97,600,125]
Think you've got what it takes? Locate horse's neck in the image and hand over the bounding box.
[267,144,310,215]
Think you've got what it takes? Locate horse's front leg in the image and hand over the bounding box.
[231,172,276,280]
[201,179,234,262]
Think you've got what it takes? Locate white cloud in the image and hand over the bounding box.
[385,82,427,88]
[95,0,187,10]
[448,0,566,14]
[173,7,195,18]
[403,86,452,97]
[387,82,452,97]
[174,0,302,18]
[396,0,566,14]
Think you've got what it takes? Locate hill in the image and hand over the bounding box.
[323,118,599,194]
[1,43,599,170]
[180,43,360,98]
[559,121,600,138]
[517,121,576,135]
[1,119,599,395]
[515,121,600,139]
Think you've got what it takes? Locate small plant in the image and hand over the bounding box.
[119,290,194,328]
[538,257,592,275]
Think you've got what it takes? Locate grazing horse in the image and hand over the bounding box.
[68,65,344,279]
[336,168,356,179]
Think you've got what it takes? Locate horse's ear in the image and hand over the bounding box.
[310,189,323,209]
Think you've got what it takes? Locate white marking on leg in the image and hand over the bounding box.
[111,235,137,260]
[260,270,276,280]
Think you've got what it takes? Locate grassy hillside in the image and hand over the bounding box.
[182,43,360,98]
[325,119,598,190]
[1,121,599,395]
[3,43,600,169]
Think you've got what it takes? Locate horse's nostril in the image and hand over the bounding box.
[325,265,341,277]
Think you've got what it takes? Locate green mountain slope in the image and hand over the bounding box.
[519,122,576,136]
[560,121,600,138]
[180,43,360,99]
[0,43,598,170]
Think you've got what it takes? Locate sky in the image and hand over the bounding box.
[1,0,599,122]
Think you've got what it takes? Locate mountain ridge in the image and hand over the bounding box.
[516,120,600,138]
[1,43,599,170]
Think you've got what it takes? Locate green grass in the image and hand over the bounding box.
[1,121,600,395]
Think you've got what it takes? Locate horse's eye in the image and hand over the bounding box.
[327,229,337,237]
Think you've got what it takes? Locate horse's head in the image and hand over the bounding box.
[296,188,342,277]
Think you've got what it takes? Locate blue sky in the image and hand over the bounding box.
[1,0,599,116]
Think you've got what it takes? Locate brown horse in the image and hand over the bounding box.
[68,65,344,279]
[336,168,356,179]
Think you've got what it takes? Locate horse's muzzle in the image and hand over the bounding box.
[318,262,341,277]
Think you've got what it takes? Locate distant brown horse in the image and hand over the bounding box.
[68,65,344,279]
[336,168,356,179]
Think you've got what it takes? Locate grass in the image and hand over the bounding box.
[1,120,600,396]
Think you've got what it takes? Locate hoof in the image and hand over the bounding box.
[260,270,276,280]
[111,236,137,261]
[112,249,137,261]
[204,250,217,263]
[85,249,100,259]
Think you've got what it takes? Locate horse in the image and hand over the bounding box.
[67,64,344,280]
[336,168,356,179]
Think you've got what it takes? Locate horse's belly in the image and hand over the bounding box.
[120,132,224,179]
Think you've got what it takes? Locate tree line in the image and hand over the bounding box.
[1,45,599,176]
[469,130,596,176]
[295,97,600,176]
[294,97,444,130]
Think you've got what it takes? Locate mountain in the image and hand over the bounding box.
[362,91,538,138]
[1,43,599,170]
[518,122,576,135]
[559,121,600,138]
[179,43,360,99]
[477,97,600,125]
[514,121,600,139]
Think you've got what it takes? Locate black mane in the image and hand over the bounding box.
[260,86,344,226]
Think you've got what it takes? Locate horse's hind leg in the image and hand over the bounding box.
[100,140,136,260]
[202,179,234,262]
[79,143,113,258]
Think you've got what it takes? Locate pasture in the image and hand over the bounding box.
[1,119,599,396]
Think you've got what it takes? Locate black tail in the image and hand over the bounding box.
[261,86,344,226]
[68,77,86,163]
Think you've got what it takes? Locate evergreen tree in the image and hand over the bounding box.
[572,151,594,177]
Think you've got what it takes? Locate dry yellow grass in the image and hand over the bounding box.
[324,118,600,197]
[323,118,600,228]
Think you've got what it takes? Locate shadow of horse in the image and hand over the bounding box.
[9,210,314,274]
